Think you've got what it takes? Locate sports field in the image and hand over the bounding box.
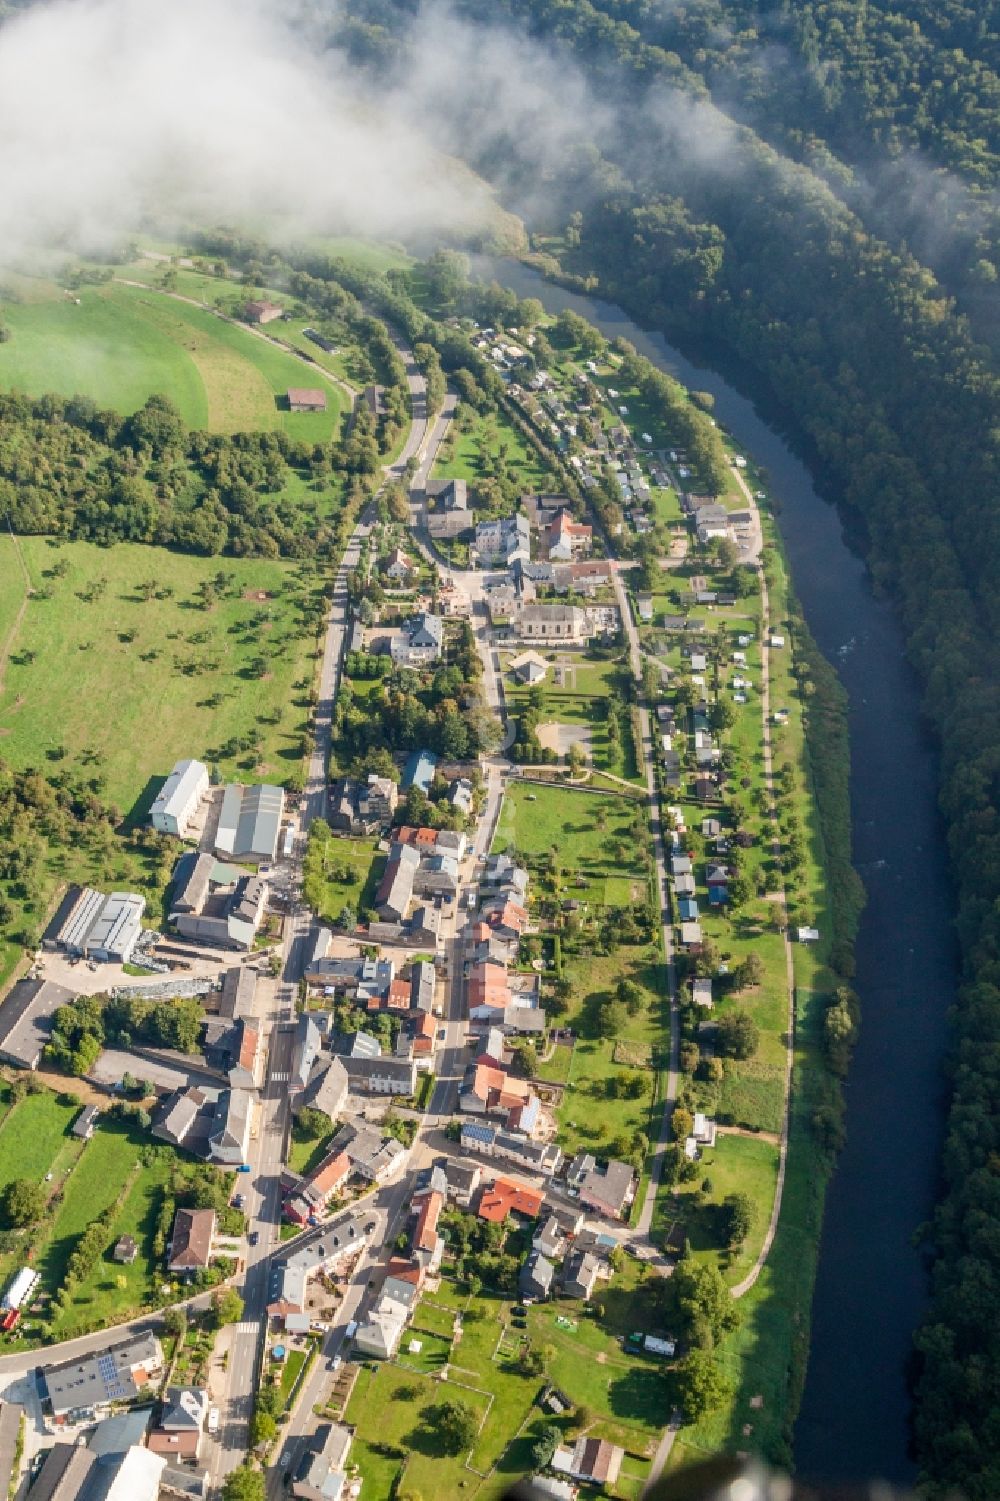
[0,281,345,438]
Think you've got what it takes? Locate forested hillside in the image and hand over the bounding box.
[331,0,1000,1494]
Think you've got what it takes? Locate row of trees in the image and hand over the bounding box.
[46,991,204,1077]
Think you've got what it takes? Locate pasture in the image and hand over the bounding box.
[0,280,345,438]
[0,537,321,811]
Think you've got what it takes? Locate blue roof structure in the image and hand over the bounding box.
[678,897,700,922]
[461,1121,496,1145]
[402,749,438,794]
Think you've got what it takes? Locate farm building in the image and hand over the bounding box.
[149,759,208,838]
[170,853,267,950]
[244,300,283,324]
[287,388,327,412]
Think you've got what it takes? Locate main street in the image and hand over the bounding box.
[208,336,436,1484]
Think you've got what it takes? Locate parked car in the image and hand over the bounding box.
[248,1231,259,1247]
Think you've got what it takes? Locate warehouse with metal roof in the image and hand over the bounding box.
[49,887,145,964]
[214,783,285,863]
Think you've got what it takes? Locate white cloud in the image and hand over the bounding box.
[0,0,493,264]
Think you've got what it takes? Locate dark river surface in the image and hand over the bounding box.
[479,258,956,1484]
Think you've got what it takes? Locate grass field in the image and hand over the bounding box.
[0,538,321,810]
[505,657,642,784]
[0,280,345,439]
[0,1088,79,1187]
[301,827,385,926]
[0,1096,186,1344]
[492,781,647,888]
[432,408,550,494]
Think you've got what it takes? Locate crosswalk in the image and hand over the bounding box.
[270,1071,289,1082]
[234,1321,258,1336]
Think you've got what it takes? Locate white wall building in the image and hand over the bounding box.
[150,760,209,839]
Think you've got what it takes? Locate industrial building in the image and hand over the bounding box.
[149,759,209,839]
[214,782,285,864]
[48,886,145,964]
[0,978,74,1069]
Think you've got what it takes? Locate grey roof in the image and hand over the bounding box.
[519,1250,555,1297]
[234,784,284,862]
[269,1212,370,1310]
[171,853,214,913]
[408,905,441,942]
[27,1443,97,1501]
[563,1248,602,1296]
[336,1123,405,1177]
[217,966,256,1020]
[410,613,444,648]
[292,1015,322,1090]
[0,978,74,1068]
[410,961,436,1013]
[208,1088,252,1158]
[349,1031,381,1060]
[39,1331,162,1416]
[87,1407,152,1459]
[575,1157,635,1215]
[56,886,105,951]
[298,1058,348,1121]
[341,1054,416,1088]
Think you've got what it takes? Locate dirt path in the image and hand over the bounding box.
[727,462,796,1302]
[114,277,358,404]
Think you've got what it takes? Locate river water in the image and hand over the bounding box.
[478,258,955,1484]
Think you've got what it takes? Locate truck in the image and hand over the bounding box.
[207,1408,220,1435]
[344,1320,358,1339]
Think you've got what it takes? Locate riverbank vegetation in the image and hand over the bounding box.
[323,2,1000,1488]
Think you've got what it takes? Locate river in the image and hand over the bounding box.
[477,257,955,1485]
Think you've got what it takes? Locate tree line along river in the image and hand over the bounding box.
[477,255,956,1487]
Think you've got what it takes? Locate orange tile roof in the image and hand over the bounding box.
[413,1190,443,1252]
[387,978,411,1010]
[477,1176,544,1222]
[395,826,439,848]
[308,1151,351,1197]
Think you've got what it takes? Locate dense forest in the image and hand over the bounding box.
[327,0,1000,1494]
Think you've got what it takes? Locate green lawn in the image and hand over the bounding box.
[288,1120,335,1177]
[666,1132,780,1287]
[0,538,321,811]
[49,1141,175,1336]
[0,1100,190,1344]
[343,1359,493,1500]
[0,1089,79,1187]
[40,1121,144,1293]
[301,826,384,926]
[504,657,642,783]
[0,280,345,439]
[432,408,550,494]
[493,782,648,893]
[0,289,209,425]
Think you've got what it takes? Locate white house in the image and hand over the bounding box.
[150,759,208,839]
